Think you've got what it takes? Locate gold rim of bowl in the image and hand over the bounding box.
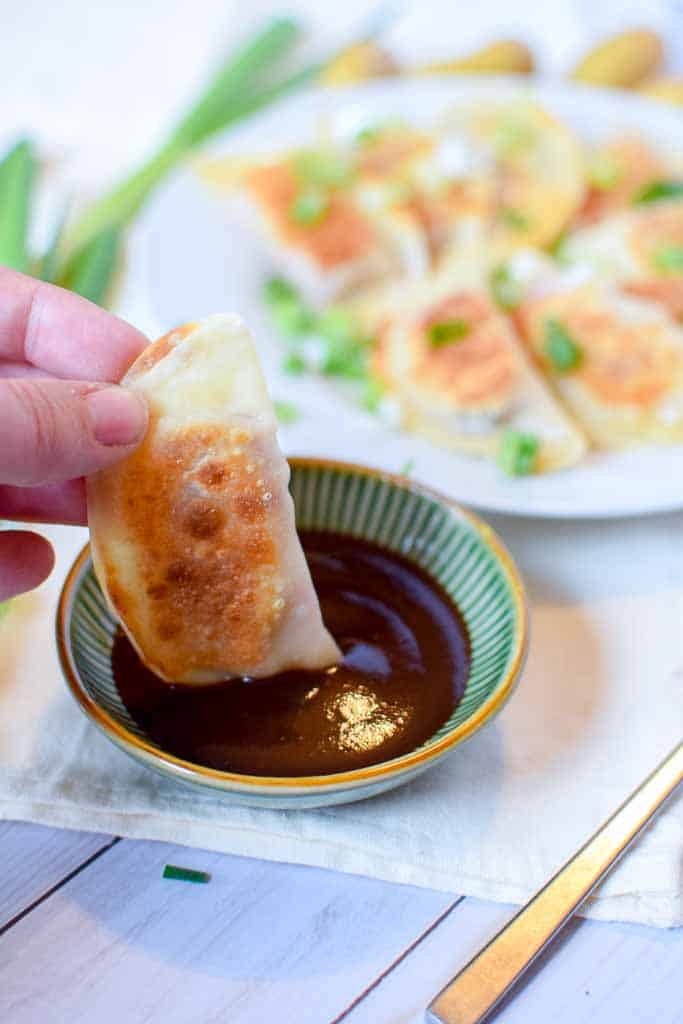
[56,457,529,791]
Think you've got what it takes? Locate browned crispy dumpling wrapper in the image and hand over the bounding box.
[87,315,339,684]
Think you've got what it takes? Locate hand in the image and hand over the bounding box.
[0,268,149,601]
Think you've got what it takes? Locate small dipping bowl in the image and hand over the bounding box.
[57,458,528,809]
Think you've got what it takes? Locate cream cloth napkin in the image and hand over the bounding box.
[1,513,681,928]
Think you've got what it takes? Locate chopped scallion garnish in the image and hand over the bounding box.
[652,244,683,273]
[400,457,416,477]
[361,376,384,412]
[163,864,211,884]
[544,319,583,372]
[428,318,470,347]
[489,264,522,310]
[498,431,539,476]
[290,187,330,225]
[293,150,354,188]
[282,350,307,375]
[499,207,529,232]
[587,152,622,191]
[274,399,300,424]
[634,180,683,205]
[264,275,299,306]
[272,299,316,337]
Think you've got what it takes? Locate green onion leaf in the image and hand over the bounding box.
[586,152,622,191]
[0,139,36,273]
[634,180,683,205]
[291,188,330,225]
[428,319,470,347]
[489,264,523,310]
[163,864,211,884]
[499,207,530,232]
[282,350,307,374]
[652,244,683,273]
[293,150,354,188]
[274,399,300,424]
[66,19,315,256]
[264,275,299,306]
[38,201,71,283]
[58,227,121,307]
[271,298,316,337]
[544,318,583,372]
[498,431,539,476]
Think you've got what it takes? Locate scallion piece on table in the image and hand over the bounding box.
[634,180,683,205]
[290,187,330,225]
[282,350,307,375]
[400,457,416,477]
[652,244,683,273]
[0,138,36,273]
[428,319,470,347]
[163,864,211,884]
[544,318,583,372]
[498,431,539,477]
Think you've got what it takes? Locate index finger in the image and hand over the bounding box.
[0,267,148,382]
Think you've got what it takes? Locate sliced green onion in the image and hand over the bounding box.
[263,275,299,306]
[271,299,316,337]
[58,227,121,307]
[290,188,330,225]
[498,431,539,476]
[293,150,354,188]
[544,318,583,373]
[400,457,416,477]
[428,318,470,347]
[361,376,384,412]
[652,244,683,273]
[318,307,362,344]
[0,138,36,273]
[634,180,683,205]
[274,399,300,424]
[282,350,306,374]
[587,152,622,191]
[321,337,368,379]
[489,264,523,310]
[499,207,530,232]
[163,864,211,884]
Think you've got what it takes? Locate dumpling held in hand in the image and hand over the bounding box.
[87,314,340,684]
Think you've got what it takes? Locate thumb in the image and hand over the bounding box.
[0,379,148,486]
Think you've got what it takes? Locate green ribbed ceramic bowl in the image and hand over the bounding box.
[57,459,528,808]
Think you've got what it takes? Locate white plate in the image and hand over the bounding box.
[130,77,683,519]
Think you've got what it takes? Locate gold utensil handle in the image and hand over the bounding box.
[427,741,683,1024]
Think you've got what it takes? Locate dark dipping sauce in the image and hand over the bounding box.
[113,531,470,777]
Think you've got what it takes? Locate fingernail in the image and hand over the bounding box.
[86,387,148,447]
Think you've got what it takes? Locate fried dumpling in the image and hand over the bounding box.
[87,315,340,684]
[561,198,683,320]
[515,282,683,448]
[369,275,586,473]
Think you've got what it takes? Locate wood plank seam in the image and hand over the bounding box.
[330,896,465,1024]
[0,836,120,938]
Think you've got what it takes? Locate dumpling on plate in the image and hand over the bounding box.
[438,100,585,255]
[577,136,671,226]
[369,275,586,474]
[199,147,419,307]
[515,281,683,448]
[87,315,340,684]
[561,198,683,320]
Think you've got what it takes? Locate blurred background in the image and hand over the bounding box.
[3,0,683,190]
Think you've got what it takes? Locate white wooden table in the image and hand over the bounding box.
[1,820,681,1022]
